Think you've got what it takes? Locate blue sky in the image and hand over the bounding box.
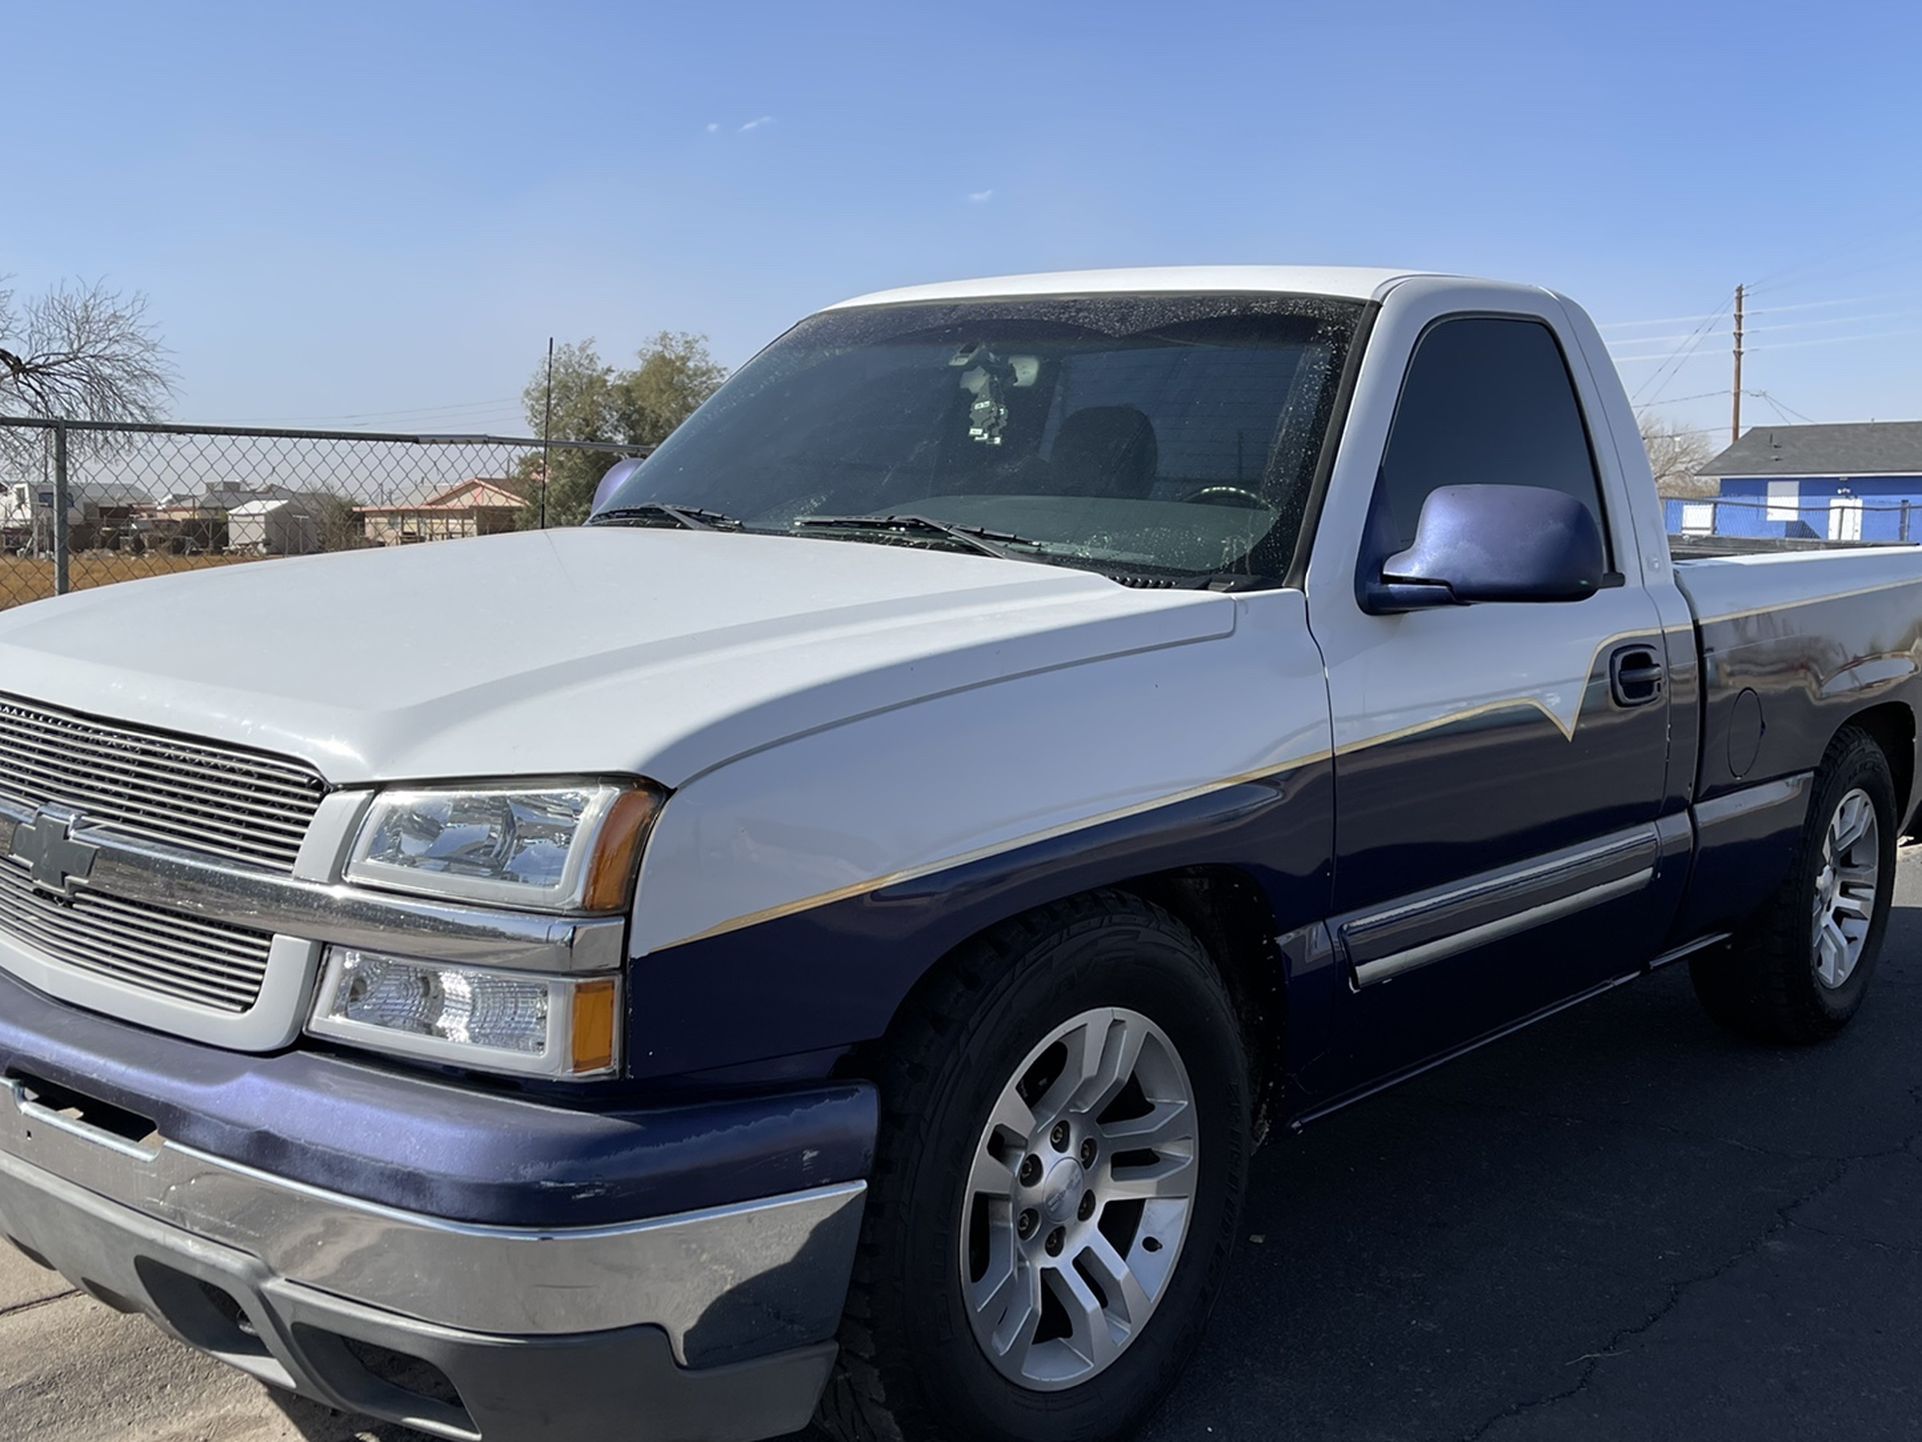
[8,0,1920,452]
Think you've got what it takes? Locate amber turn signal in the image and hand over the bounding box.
[583,785,665,912]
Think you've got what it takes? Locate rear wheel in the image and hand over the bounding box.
[1691,726,1897,1042]
[819,892,1250,1442]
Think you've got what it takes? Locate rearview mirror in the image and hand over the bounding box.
[1363,483,1605,614]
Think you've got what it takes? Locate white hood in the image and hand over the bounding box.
[0,529,1234,785]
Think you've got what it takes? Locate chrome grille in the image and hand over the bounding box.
[0,856,272,1013]
[0,693,326,872]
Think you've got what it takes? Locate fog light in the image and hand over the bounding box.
[307,948,620,1078]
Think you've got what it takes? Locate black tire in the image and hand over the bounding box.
[1691,726,1898,1043]
[818,891,1251,1442]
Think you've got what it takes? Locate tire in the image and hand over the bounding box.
[818,891,1251,1442]
[1691,726,1898,1043]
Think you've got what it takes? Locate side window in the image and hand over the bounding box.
[1375,316,1607,554]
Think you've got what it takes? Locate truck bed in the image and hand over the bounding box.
[1673,545,1922,807]
[1669,535,1912,560]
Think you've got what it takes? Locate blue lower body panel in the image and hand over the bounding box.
[0,967,876,1226]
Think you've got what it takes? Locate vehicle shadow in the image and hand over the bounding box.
[1135,863,1922,1441]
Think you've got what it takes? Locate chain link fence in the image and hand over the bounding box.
[0,417,647,610]
[1662,493,1921,547]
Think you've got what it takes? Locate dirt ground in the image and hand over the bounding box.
[0,553,255,609]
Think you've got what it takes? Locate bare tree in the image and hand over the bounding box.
[1639,412,1718,497]
[0,277,173,425]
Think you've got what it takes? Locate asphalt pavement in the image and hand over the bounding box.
[7,850,1922,1441]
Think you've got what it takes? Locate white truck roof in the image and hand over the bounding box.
[827,265,1442,310]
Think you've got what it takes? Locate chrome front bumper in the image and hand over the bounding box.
[0,1076,864,1358]
[0,1076,865,1440]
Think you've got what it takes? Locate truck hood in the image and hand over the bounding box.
[0,529,1235,785]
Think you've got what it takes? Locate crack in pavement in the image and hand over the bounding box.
[0,1289,80,1322]
[1454,1124,1922,1442]
[1785,1216,1922,1255]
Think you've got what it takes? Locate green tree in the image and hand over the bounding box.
[520,332,725,527]
[611,332,728,448]
[305,491,365,553]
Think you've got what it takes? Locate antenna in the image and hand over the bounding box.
[539,337,554,529]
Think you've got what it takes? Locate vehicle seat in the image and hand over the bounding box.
[1050,406,1159,499]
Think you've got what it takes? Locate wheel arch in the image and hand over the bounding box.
[1838,700,1916,829]
[855,863,1295,1142]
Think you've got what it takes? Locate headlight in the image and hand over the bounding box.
[308,947,620,1078]
[345,780,661,912]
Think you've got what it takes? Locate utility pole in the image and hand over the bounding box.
[1731,283,1745,445]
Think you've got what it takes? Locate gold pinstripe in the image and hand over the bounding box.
[1688,574,1922,628]
[652,752,1332,949]
[654,620,1705,949]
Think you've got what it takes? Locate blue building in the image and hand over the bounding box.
[1667,422,1922,544]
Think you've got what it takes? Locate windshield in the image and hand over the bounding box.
[596,293,1363,581]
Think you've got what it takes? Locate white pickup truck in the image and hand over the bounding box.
[0,267,1918,1442]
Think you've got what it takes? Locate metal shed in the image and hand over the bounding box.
[227,496,322,556]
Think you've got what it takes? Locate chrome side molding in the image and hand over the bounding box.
[1339,825,1662,988]
[1352,869,1651,987]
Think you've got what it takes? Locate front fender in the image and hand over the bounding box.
[625,591,1334,1079]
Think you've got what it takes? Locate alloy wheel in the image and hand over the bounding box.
[958,1007,1199,1391]
[1813,786,1880,989]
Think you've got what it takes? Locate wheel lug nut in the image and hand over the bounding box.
[1079,1138,1097,1167]
[1078,1191,1096,1221]
[1017,1208,1038,1240]
[1045,1227,1065,1256]
[1050,1122,1070,1151]
[1019,1154,1041,1185]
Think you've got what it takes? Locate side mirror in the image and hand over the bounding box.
[590,456,649,517]
[1362,483,1606,614]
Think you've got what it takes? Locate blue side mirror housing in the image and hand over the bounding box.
[590,456,649,518]
[1362,483,1606,614]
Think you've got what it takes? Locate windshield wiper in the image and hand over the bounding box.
[795,513,1037,560]
[589,503,742,531]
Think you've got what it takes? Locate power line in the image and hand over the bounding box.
[1600,289,1922,332]
[1600,309,1733,331]
[1617,306,1922,349]
[1753,391,1816,424]
[1632,389,1730,407]
[1747,325,1922,355]
[1609,328,1732,348]
[1613,348,1724,367]
[1748,307,1922,336]
[1751,290,1922,316]
[1631,288,1736,405]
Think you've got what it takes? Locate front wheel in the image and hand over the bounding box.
[1692,726,1898,1042]
[819,892,1251,1442]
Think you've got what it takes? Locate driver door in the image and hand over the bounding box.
[1304,294,1679,1091]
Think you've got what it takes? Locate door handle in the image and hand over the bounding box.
[1609,646,1665,707]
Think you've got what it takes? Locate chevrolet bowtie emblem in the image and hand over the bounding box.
[11,807,100,901]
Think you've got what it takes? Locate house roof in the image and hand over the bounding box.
[421,476,529,508]
[358,477,531,515]
[1699,422,1922,478]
